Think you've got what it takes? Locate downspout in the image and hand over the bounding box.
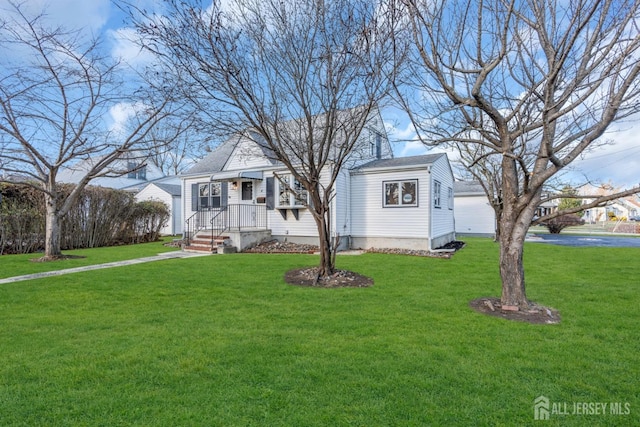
[344,169,350,249]
[428,166,432,252]
[182,179,186,239]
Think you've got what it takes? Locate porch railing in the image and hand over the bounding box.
[184,204,267,247]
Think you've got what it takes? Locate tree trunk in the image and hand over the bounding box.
[498,230,530,309]
[44,192,63,259]
[497,199,537,309]
[315,208,335,277]
[497,153,537,309]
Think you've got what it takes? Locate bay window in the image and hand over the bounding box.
[277,174,308,208]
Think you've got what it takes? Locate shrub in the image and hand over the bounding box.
[0,184,45,255]
[540,214,585,234]
[1,183,170,254]
[119,200,170,244]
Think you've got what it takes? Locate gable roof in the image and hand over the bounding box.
[453,180,485,195]
[153,183,182,196]
[183,106,390,177]
[354,153,445,171]
[58,154,166,189]
[184,132,279,177]
[183,136,238,176]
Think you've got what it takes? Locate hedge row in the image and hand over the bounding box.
[0,183,170,255]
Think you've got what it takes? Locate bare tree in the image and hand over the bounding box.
[143,114,213,175]
[0,3,174,259]
[398,0,640,310]
[129,0,400,276]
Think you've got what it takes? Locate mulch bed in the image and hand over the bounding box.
[30,254,86,262]
[469,297,561,324]
[284,267,374,288]
[250,240,467,287]
[366,241,465,259]
[244,240,319,254]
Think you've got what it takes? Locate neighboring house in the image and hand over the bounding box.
[580,184,640,222]
[583,197,640,222]
[60,155,184,235]
[135,182,183,235]
[535,196,558,218]
[58,156,165,190]
[180,110,456,252]
[453,180,496,237]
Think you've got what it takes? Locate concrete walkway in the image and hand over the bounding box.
[0,251,210,285]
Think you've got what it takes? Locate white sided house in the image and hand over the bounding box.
[58,155,165,191]
[350,155,455,250]
[135,183,183,236]
[180,115,455,253]
[453,180,496,237]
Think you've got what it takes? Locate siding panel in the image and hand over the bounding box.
[455,196,496,235]
[430,156,455,239]
[351,170,430,239]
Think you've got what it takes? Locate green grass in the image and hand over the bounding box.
[0,238,638,426]
[0,237,180,279]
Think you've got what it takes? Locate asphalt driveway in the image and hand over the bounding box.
[527,233,640,248]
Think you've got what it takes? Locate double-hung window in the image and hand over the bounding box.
[198,183,210,208]
[434,180,441,208]
[198,182,222,209]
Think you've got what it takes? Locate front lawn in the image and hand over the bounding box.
[0,237,180,279]
[0,238,637,425]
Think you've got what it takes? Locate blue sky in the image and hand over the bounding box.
[2,0,639,189]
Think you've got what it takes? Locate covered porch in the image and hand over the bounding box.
[184,204,270,253]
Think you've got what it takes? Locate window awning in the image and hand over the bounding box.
[210,170,264,181]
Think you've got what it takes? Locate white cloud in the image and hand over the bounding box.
[109,101,147,136]
[383,114,463,166]
[108,27,155,67]
[0,0,111,33]
[382,105,640,187]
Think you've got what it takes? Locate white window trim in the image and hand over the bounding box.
[434,180,441,208]
[383,179,419,208]
[199,182,222,209]
[276,174,308,208]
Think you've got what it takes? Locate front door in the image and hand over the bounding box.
[241,181,254,203]
[240,181,257,227]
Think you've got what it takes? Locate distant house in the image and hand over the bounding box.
[577,184,640,222]
[180,109,456,252]
[583,196,640,222]
[58,156,166,190]
[453,181,496,237]
[135,182,183,235]
[59,155,183,235]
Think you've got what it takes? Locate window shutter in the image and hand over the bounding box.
[221,182,228,207]
[265,177,274,210]
[191,183,199,211]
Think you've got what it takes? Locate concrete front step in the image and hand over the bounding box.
[183,234,236,254]
[183,244,215,253]
[183,244,237,254]
[190,238,228,246]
